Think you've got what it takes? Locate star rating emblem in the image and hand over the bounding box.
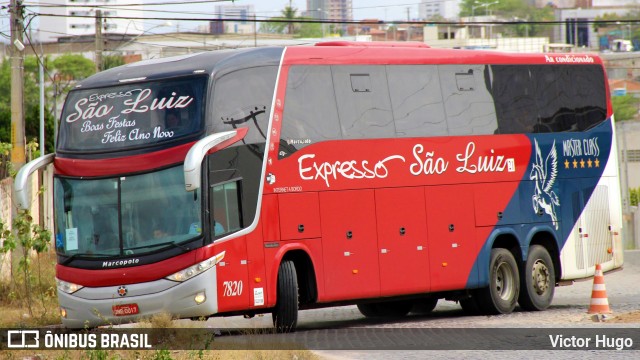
[580,159,585,168]
[564,159,570,169]
[595,158,600,167]
[587,159,593,168]
[573,159,578,168]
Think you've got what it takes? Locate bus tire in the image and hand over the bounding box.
[411,297,438,314]
[477,248,520,314]
[518,245,555,311]
[272,260,298,332]
[357,303,380,318]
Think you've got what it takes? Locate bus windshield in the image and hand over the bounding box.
[53,165,202,257]
[57,76,207,153]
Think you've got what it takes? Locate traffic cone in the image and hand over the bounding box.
[587,263,612,314]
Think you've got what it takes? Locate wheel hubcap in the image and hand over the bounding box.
[531,260,550,295]
[495,261,515,301]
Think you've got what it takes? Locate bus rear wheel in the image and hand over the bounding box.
[477,248,520,314]
[272,260,298,332]
[518,245,555,311]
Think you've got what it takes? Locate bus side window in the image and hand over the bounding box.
[439,65,498,136]
[210,181,242,238]
[280,66,341,159]
[387,65,447,138]
[331,65,395,140]
[489,65,537,134]
[529,65,606,133]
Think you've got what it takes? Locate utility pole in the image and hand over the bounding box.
[254,13,257,47]
[406,7,411,41]
[95,10,103,72]
[10,0,26,168]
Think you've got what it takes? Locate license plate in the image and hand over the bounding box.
[112,304,139,316]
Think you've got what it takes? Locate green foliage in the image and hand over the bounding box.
[611,94,639,121]
[261,6,323,37]
[52,53,96,95]
[458,0,554,37]
[297,19,324,38]
[631,187,639,207]
[0,207,53,319]
[103,55,125,70]
[85,349,115,360]
[593,11,640,33]
[0,53,95,159]
[152,349,174,360]
[0,142,13,179]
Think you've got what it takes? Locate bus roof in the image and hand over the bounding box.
[284,42,603,66]
[74,47,284,89]
[76,42,603,89]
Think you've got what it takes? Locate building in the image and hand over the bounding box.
[35,0,144,43]
[210,4,256,35]
[305,0,326,18]
[419,0,461,20]
[306,0,352,26]
[552,7,631,49]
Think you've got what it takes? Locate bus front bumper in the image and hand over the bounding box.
[57,266,218,329]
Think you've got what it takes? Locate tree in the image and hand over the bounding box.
[459,0,554,37]
[0,53,95,157]
[0,57,56,154]
[260,4,324,38]
[297,18,323,38]
[103,55,125,70]
[261,6,300,35]
[282,5,298,35]
[52,53,95,96]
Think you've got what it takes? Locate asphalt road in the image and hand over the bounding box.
[202,250,640,358]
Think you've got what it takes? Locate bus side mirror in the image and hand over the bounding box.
[14,154,55,210]
[184,130,246,192]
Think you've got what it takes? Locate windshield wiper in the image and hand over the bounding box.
[127,240,191,252]
[60,253,111,266]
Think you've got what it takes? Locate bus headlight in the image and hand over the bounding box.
[165,251,225,282]
[194,292,206,304]
[56,278,84,294]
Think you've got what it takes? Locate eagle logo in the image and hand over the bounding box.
[530,139,560,230]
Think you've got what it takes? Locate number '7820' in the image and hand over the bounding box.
[222,281,243,297]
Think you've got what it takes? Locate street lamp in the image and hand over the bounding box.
[317,8,328,38]
[472,1,498,40]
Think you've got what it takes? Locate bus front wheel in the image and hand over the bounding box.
[272,260,298,332]
[518,245,555,311]
[477,248,520,314]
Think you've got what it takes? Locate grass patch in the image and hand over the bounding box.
[1,349,320,360]
[0,250,61,327]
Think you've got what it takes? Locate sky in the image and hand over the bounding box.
[253,1,414,21]
[0,0,418,42]
[152,0,417,32]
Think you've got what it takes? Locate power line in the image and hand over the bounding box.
[28,11,640,26]
[26,0,233,8]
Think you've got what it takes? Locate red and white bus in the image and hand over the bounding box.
[15,42,623,331]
